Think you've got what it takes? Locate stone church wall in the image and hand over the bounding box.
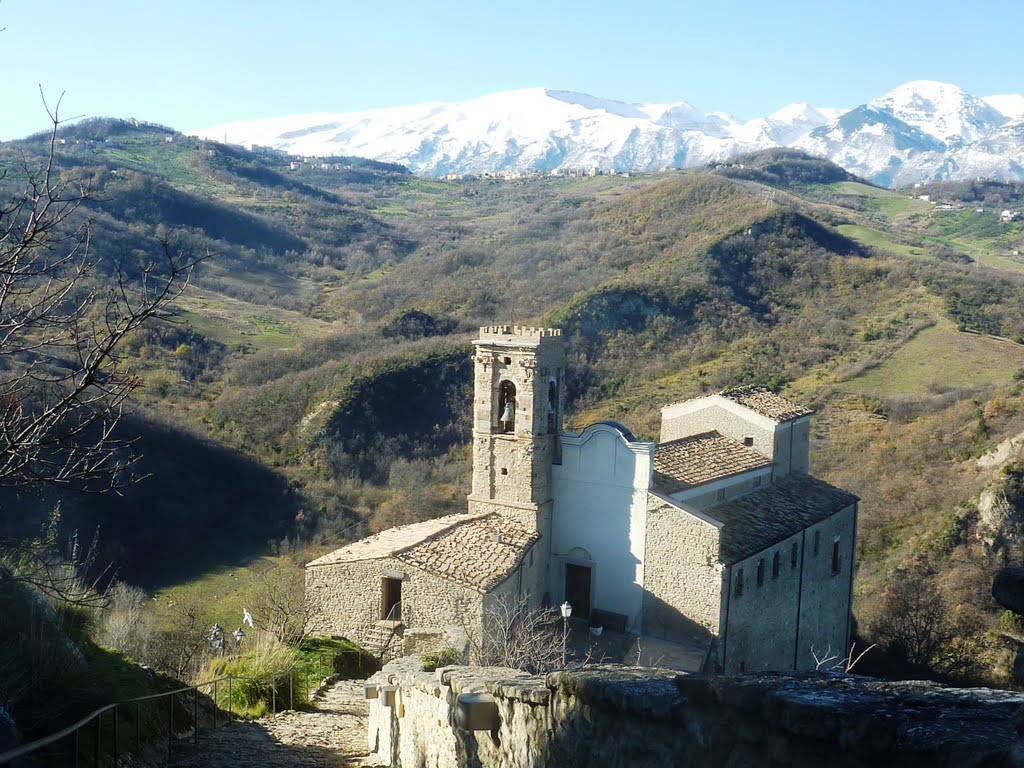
[642,494,722,640]
[721,504,857,674]
[365,657,1024,768]
[305,557,488,643]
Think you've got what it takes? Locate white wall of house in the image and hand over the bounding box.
[550,423,654,629]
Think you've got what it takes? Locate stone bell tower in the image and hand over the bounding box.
[467,325,565,537]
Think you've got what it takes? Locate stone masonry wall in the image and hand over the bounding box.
[366,658,1024,768]
[721,529,804,673]
[642,495,722,640]
[305,556,488,644]
[661,403,776,460]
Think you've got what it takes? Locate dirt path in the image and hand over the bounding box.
[166,680,379,768]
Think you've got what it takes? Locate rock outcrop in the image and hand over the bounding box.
[993,566,1024,614]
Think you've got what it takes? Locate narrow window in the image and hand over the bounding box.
[813,530,821,556]
[753,476,762,487]
[734,568,744,597]
[739,661,746,673]
[772,552,780,579]
[716,488,726,501]
[756,558,765,587]
[831,538,841,574]
[790,542,798,569]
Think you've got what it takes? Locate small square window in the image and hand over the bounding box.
[500,467,508,475]
[743,436,754,447]
[503,356,512,365]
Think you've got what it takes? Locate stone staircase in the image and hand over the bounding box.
[359,620,403,663]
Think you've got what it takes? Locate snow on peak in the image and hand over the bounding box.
[871,80,1005,144]
[192,81,1024,186]
[984,94,1024,121]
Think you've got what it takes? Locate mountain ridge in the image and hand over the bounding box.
[195,81,1024,186]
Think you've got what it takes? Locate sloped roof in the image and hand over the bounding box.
[711,474,858,564]
[306,512,539,594]
[718,386,813,422]
[396,515,539,593]
[653,431,773,493]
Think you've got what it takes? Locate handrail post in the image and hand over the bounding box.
[289,671,294,711]
[93,714,100,768]
[113,706,119,768]
[272,683,276,717]
[168,693,173,755]
[193,686,199,744]
[228,676,233,721]
[213,680,219,729]
[74,727,80,768]
[136,701,141,754]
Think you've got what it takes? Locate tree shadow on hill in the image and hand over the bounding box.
[0,413,301,590]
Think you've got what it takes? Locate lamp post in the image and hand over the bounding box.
[560,602,572,668]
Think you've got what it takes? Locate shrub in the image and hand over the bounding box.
[205,633,298,717]
[421,648,462,671]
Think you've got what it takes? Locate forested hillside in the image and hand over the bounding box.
[5,118,1024,684]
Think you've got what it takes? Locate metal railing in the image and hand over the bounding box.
[0,649,370,767]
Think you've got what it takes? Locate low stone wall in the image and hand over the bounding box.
[366,658,1024,767]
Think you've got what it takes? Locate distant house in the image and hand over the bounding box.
[306,326,858,674]
[1000,210,1020,222]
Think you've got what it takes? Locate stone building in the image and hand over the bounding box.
[305,325,857,673]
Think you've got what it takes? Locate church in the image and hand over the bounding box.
[305,325,858,673]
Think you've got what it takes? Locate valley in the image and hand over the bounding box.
[4,118,1024,704]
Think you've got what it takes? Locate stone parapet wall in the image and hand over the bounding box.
[366,659,1024,767]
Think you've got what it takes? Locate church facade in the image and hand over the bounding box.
[305,325,858,673]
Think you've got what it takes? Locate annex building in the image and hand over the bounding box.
[305,325,858,673]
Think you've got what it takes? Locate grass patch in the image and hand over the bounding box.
[839,323,1024,395]
[835,224,930,258]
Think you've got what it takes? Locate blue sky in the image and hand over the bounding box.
[0,0,1020,140]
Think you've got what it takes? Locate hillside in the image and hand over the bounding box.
[5,124,1024,684]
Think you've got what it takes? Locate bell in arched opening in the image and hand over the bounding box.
[498,380,517,433]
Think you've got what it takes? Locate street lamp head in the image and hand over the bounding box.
[560,601,572,618]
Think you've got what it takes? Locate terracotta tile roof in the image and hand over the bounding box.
[306,512,539,594]
[711,475,858,564]
[653,431,773,493]
[396,515,539,593]
[718,386,812,422]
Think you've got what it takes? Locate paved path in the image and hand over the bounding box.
[166,680,379,768]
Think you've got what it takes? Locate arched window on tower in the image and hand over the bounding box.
[547,380,558,434]
[498,381,517,433]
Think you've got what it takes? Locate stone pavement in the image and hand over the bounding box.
[166,680,381,768]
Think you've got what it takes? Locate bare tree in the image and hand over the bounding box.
[0,96,202,493]
[871,570,985,679]
[811,642,876,673]
[466,594,565,674]
[248,565,305,644]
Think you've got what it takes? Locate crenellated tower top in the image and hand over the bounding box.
[475,325,562,344]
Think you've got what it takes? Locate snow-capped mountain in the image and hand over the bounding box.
[195,81,1024,186]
